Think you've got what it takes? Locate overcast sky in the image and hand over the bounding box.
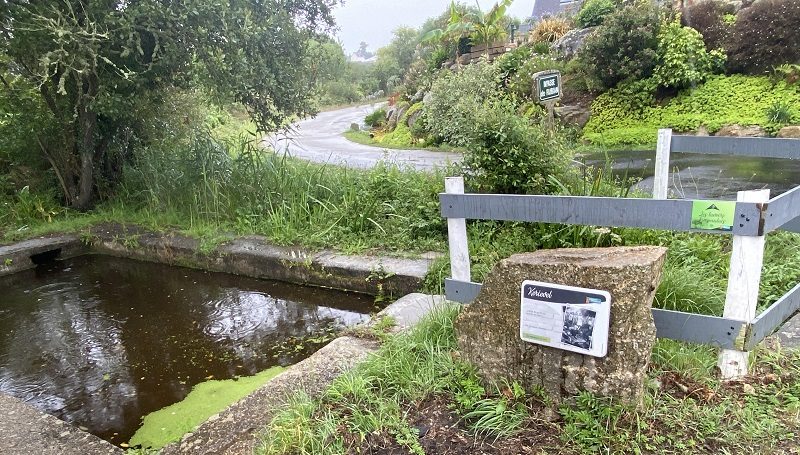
[332,0,535,54]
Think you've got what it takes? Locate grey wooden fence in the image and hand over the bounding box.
[441,130,800,379]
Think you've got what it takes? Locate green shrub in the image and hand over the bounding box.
[531,41,552,55]
[507,55,566,100]
[364,108,387,128]
[424,61,504,147]
[582,75,800,147]
[773,64,800,86]
[681,0,735,52]
[575,0,616,28]
[654,19,726,89]
[563,57,602,93]
[726,0,800,74]
[578,2,663,90]
[495,45,533,83]
[318,80,364,106]
[463,99,569,195]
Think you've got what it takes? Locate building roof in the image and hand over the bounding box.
[531,0,583,19]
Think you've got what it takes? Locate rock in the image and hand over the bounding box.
[552,27,597,61]
[396,103,410,123]
[778,126,800,139]
[455,246,668,409]
[386,110,399,129]
[350,122,360,132]
[388,102,409,130]
[407,105,425,129]
[385,106,396,122]
[715,124,767,137]
[555,104,591,128]
[410,89,425,104]
[423,91,434,105]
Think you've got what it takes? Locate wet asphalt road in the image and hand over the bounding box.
[265,103,462,171]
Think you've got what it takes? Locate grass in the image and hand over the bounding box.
[129,367,285,449]
[258,306,800,455]
[1,135,453,255]
[258,304,462,455]
[342,129,461,153]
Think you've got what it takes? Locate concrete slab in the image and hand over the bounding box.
[0,393,121,455]
[0,235,86,277]
[375,293,449,331]
[87,224,435,297]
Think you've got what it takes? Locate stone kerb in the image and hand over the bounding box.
[454,246,668,409]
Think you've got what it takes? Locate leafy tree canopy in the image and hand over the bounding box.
[0,0,337,209]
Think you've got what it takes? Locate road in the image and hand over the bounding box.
[265,103,462,170]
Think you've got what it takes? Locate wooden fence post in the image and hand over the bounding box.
[718,189,770,379]
[653,129,672,200]
[446,177,471,283]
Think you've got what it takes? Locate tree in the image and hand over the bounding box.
[421,0,514,49]
[0,0,336,210]
[371,27,422,93]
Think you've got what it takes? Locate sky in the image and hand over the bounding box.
[332,0,536,54]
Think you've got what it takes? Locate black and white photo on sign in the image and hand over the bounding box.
[560,307,597,350]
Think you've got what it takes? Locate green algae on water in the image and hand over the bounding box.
[129,367,284,449]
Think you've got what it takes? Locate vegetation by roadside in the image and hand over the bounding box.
[258,305,800,455]
[342,130,461,153]
[0,137,450,255]
[582,75,800,148]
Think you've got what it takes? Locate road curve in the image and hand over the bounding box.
[265,103,462,171]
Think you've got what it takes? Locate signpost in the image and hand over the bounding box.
[520,280,611,358]
[533,70,561,128]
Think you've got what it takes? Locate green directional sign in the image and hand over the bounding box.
[535,72,561,102]
[691,200,736,231]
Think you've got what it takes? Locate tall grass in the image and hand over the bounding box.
[118,132,450,253]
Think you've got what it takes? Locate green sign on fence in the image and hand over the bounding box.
[691,200,736,231]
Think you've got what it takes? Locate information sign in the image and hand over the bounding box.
[690,200,736,231]
[535,72,561,102]
[520,280,611,358]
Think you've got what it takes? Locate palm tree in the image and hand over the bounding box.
[422,1,515,52]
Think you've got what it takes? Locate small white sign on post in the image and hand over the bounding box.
[520,281,611,358]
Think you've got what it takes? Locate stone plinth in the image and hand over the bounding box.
[455,247,667,408]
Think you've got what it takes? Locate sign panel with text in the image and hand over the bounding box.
[520,280,611,358]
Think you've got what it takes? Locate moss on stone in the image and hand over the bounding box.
[129,366,284,449]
